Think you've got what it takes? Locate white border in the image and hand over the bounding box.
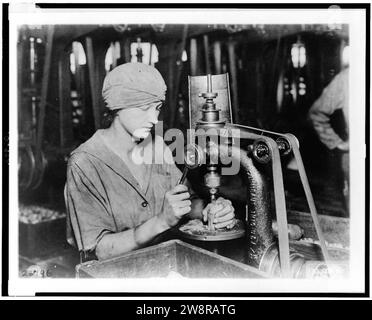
[7,6,367,296]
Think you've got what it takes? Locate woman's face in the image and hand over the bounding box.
[116,101,163,140]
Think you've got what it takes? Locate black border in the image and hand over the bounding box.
[364,0,370,299]
[34,3,371,9]
[1,300,367,316]
[2,2,9,298]
[3,2,370,299]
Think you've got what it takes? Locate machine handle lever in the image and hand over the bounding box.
[177,167,189,185]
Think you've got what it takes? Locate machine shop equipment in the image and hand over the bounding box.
[177,73,331,278]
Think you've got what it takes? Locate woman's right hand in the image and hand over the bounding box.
[160,184,191,228]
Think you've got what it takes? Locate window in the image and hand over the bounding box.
[291,40,306,69]
[70,41,86,74]
[181,50,188,62]
[105,41,121,72]
[130,40,159,65]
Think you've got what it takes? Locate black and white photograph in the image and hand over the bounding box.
[5,4,368,296]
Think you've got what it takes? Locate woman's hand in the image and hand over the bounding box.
[336,140,349,152]
[160,184,191,228]
[202,197,236,229]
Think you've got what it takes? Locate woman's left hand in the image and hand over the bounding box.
[202,197,236,229]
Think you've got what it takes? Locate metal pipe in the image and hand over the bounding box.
[203,35,211,74]
[36,25,54,154]
[213,41,222,74]
[208,144,275,268]
[227,38,239,123]
[237,149,275,268]
[190,38,198,76]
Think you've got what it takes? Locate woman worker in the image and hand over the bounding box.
[65,62,235,261]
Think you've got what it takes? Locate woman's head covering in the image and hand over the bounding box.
[102,62,167,110]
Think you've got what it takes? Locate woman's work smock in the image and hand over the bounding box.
[64,130,183,253]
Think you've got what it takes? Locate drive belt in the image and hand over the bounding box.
[224,125,292,277]
[226,123,330,266]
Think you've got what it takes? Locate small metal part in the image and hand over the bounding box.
[188,73,232,130]
[276,137,292,156]
[178,219,245,241]
[196,74,225,129]
[252,141,271,163]
[207,205,216,231]
[204,165,221,214]
[204,167,221,230]
[204,171,221,189]
[177,144,204,185]
[185,143,204,168]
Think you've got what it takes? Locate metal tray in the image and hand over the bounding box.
[76,239,267,278]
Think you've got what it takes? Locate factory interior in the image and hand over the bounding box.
[17,23,351,279]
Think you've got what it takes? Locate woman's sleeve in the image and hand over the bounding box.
[65,154,116,253]
[308,72,346,149]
